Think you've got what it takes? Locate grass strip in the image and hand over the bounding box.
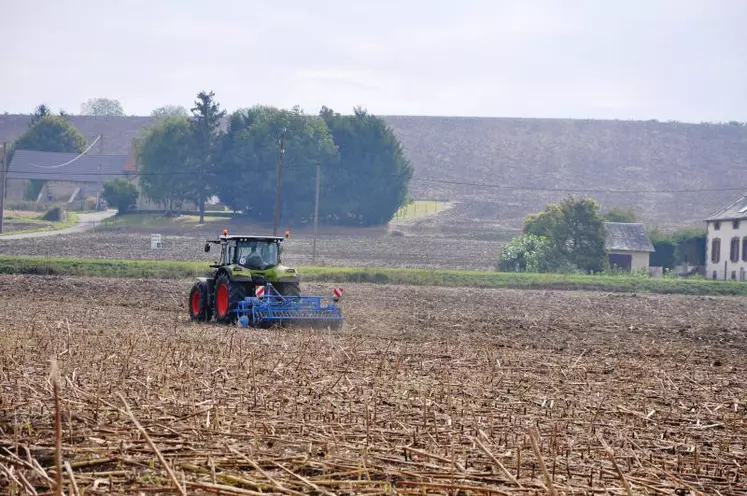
[0,255,745,296]
[0,213,79,236]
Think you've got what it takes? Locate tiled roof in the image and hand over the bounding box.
[705,194,747,221]
[604,222,655,252]
[7,149,129,183]
[0,115,154,154]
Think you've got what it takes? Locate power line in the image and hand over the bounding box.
[414,177,747,194]
[18,135,102,169]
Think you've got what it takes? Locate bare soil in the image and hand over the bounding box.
[0,275,745,494]
[0,231,504,270]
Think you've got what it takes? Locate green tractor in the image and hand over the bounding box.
[188,231,302,324]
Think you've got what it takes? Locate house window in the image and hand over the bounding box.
[730,237,740,262]
[711,238,720,263]
[743,237,747,262]
[733,220,740,229]
[714,221,721,230]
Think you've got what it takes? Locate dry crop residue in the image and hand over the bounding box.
[0,275,745,494]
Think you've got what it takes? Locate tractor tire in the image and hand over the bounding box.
[277,281,301,297]
[213,273,247,324]
[188,280,212,322]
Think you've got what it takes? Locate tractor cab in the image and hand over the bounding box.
[205,234,285,270]
[206,235,284,271]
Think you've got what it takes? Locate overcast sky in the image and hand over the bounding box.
[2,0,745,122]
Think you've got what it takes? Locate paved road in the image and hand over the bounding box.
[0,209,117,240]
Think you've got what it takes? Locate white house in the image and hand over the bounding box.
[705,194,747,281]
[603,222,655,271]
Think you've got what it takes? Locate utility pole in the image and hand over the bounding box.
[272,128,286,236]
[312,160,321,264]
[97,134,103,210]
[0,143,6,234]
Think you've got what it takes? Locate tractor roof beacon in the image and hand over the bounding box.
[188,230,343,329]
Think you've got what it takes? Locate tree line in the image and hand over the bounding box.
[8,94,414,227]
[138,91,413,226]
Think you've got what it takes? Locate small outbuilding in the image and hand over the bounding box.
[603,222,655,271]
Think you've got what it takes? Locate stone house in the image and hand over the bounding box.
[705,194,747,281]
[603,222,655,271]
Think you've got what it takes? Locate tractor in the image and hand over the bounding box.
[188,230,343,328]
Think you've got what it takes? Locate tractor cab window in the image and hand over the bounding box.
[220,243,236,266]
[236,241,278,270]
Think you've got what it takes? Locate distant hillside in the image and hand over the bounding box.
[384,116,747,236]
[2,113,745,237]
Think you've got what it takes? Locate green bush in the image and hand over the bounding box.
[498,234,557,272]
[40,206,66,221]
[647,227,706,268]
[102,178,139,213]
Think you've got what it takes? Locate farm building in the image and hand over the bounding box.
[6,148,135,204]
[603,222,655,271]
[705,194,747,281]
[5,146,181,211]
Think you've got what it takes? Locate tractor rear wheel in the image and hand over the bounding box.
[213,274,247,324]
[188,281,212,322]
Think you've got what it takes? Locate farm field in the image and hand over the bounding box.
[0,275,745,494]
[0,230,504,271]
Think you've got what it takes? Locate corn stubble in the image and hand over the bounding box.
[0,275,745,494]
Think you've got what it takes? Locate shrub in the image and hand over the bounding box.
[647,227,706,269]
[498,234,557,272]
[40,206,66,221]
[524,196,608,273]
[85,196,99,210]
[102,178,139,214]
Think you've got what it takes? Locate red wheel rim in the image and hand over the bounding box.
[216,283,229,316]
[191,291,201,315]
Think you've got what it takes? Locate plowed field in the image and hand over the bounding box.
[0,231,503,270]
[1,275,745,494]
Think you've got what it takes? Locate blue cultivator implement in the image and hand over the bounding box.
[235,283,344,329]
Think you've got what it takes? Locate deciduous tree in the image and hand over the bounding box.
[151,105,189,120]
[13,112,88,200]
[136,117,193,213]
[102,178,139,213]
[497,234,557,272]
[523,196,608,273]
[15,115,86,153]
[603,206,637,223]
[29,104,51,126]
[80,97,125,116]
